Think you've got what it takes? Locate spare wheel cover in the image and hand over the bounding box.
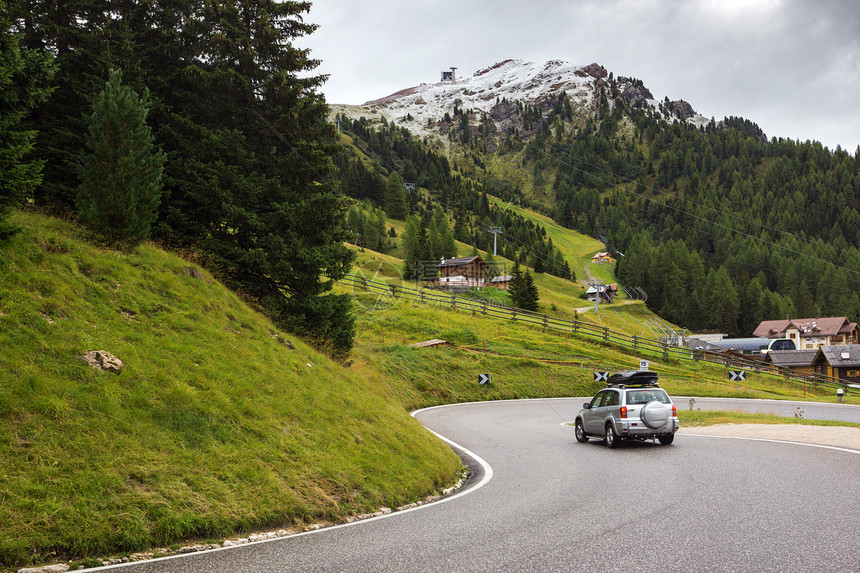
[640,400,670,429]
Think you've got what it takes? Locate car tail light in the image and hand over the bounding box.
[620,406,627,419]
[672,405,677,417]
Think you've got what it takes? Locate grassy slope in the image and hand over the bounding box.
[486,195,617,285]
[0,211,461,569]
[343,243,851,409]
[345,289,840,409]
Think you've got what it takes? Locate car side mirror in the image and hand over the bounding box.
[583,403,591,409]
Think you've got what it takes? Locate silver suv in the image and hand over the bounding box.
[575,371,679,448]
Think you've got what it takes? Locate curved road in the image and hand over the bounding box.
[104,398,860,572]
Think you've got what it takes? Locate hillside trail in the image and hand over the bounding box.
[574,262,638,314]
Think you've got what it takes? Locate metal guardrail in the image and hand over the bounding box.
[341,274,849,393]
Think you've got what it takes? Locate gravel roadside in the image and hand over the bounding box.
[679,424,860,450]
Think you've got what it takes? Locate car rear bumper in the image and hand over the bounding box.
[618,418,679,437]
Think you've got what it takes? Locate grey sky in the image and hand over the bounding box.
[300,0,860,152]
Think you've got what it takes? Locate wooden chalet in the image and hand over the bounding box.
[437,256,491,280]
[590,251,612,263]
[753,317,859,350]
[586,283,617,304]
[812,345,860,384]
[763,350,818,376]
[435,256,492,290]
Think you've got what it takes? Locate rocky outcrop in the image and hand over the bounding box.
[620,79,654,108]
[79,350,124,373]
[580,63,608,79]
[667,100,696,120]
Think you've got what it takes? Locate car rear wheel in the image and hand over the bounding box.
[605,423,619,449]
[575,420,588,442]
[658,434,675,445]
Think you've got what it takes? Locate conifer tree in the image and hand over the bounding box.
[0,0,54,239]
[384,172,407,219]
[509,260,540,311]
[520,268,540,311]
[76,68,165,244]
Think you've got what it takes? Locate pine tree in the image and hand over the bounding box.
[508,260,524,304]
[509,261,540,311]
[705,266,740,335]
[76,68,165,244]
[402,214,432,280]
[0,0,54,239]
[384,172,407,219]
[520,268,540,311]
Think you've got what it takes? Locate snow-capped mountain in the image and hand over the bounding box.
[331,59,710,141]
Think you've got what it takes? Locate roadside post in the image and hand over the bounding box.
[838,388,844,402]
[729,370,746,391]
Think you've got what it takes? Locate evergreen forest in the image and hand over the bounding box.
[2,0,356,355]
[333,84,860,337]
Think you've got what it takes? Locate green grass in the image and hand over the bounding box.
[485,195,614,283]
[344,290,848,411]
[678,410,860,428]
[0,210,461,569]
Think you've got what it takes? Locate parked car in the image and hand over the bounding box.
[575,370,679,448]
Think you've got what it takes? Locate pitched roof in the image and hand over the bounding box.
[764,350,818,367]
[685,338,727,352]
[753,317,854,338]
[815,345,860,367]
[753,319,792,338]
[437,256,485,268]
[586,284,617,295]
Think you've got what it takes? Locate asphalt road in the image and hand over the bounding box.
[104,398,860,573]
[676,395,860,423]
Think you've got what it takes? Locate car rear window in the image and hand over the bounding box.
[626,389,670,404]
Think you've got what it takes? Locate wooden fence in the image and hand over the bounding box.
[341,274,849,394]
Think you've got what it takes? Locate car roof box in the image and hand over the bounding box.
[607,370,659,387]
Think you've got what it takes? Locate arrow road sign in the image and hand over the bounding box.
[478,373,492,385]
[728,370,746,381]
[594,371,610,382]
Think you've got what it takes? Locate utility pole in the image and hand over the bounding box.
[489,227,503,256]
[590,280,606,315]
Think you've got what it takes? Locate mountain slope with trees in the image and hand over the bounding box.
[10,0,355,355]
[336,63,860,337]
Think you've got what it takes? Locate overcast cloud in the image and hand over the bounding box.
[300,0,860,152]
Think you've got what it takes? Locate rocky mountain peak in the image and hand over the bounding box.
[332,59,709,142]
